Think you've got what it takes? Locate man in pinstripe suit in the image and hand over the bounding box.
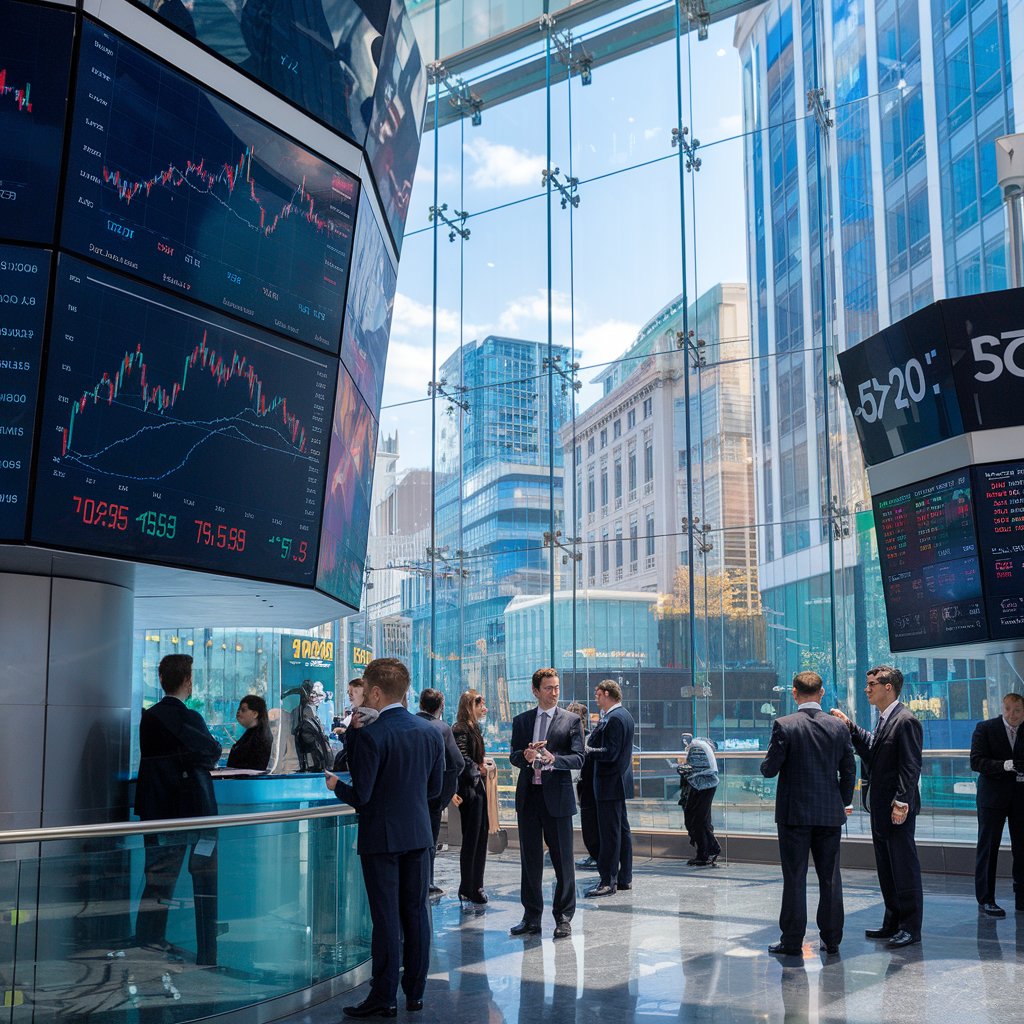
[761,671,857,956]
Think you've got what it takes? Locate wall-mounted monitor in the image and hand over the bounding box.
[30,256,332,584]
[61,21,357,352]
[317,364,377,608]
[0,0,75,243]
[0,243,50,538]
[973,462,1024,640]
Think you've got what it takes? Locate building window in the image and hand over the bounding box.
[575,444,582,465]
[642,397,653,419]
[600,467,608,508]
[629,515,639,563]
[613,419,621,439]
[588,534,596,579]
[615,523,623,568]
[613,458,623,501]
[643,438,654,484]
[645,510,655,557]
[587,476,595,514]
[587,437,595,456]
[600,428,607,449]
[627,408,636,429]
[601,530,609,573]
[627,448,637,495]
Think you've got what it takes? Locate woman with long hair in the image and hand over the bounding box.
[227,694,273,770]
[452,689,491,908]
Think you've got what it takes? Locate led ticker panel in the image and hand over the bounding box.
[0,244,49,538]
[0,0,75,243]
[31,257,331,584]
[973,463,1024,640]
[61,22,357,352]
[317,365,377,608]
[874,470,987,650]
[341,192,396,412]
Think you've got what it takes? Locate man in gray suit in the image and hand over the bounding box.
[761,671,856,957]
[508,667,585,939]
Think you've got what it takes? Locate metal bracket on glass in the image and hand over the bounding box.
[447,77,484,126]
[425,545,470,580]
[539,12,557,32]
[671,127,702,171]
[822,497,850,540]
[544,529,583,565]
[550,28,594,85]
[543,353,582,393]
[681,0,710,41]
[807,88,834,132]
[428,203,471,243]
[675,330,707,367]
[427,377,470,413]
[542,167,580,209]
[681,515,714,554]
[426,60,447,85]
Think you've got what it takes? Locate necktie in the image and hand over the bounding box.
[533,712,549,784]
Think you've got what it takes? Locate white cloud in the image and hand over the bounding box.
[496,289,572,334]
[718,113,743,135]
[643,127,661,141]
[574,318,641,374]
[462,137,546,191]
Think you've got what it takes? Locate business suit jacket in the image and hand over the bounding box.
[335,707,444,854]
[850,703,923,828]
[135,696,221,821]
[760,707,856,825]
[509,706,585,816]
[416,710,465,809]
[590,706,635,801]
[971,716,1024,810]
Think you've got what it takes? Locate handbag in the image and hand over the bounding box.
[484,761,508,853]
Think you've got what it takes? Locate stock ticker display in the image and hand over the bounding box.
[874,470,988,650]
[30,257,332,584]
[61,22,357,352]
[0,0,75,243]
[0,244,49,539]
[973,462,1024,640]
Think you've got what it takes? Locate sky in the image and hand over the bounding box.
[378,16,751,470]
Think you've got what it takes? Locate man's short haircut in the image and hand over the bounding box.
[868,664,904,696]
[532,667,559,691]
[364,658,410,702]
[348,677,366,691]
[792,671,824,697]
[1003,692,1024,709]
[419,687,444,715]
[158,654,193,694]
[596,679,622,702]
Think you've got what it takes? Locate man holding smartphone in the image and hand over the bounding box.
[508,668,585,939]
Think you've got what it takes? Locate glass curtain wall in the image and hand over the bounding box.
[367,0,1020,795]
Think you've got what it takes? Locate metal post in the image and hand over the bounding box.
[996,135,1024,289]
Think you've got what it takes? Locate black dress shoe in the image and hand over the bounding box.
[617,883,632,891]
[510,920,542,936]
[458,891,487,906]
[553,919,572,939]
[980,902,1006,918]
[428,885,444,896]
[887,930,920,948]
[822,944,840,956]
[407,1000,424,1012]
[767,942,801,956]
[584,883,616,898]
[575,856,599,870]
[343,999,398,1019]
[686,858,709,866]
[865,927,897,939]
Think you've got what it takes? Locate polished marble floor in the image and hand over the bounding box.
[280,850,1024,1024]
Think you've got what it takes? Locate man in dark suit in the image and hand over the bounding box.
[416,687,465,896]
[508,667,585,939]
[327,659,444,1018]
[970,692,1024,916]
[585,679,635,898]
[831,664,923,948]
[134,653,222,965]
[760,671,856,956]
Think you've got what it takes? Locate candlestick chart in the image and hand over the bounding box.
[0,0,75,243]
[60,22,357,352]
[31,257,332,585]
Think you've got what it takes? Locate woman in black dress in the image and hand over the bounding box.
[227,695,273,770]
[452,689,491,908]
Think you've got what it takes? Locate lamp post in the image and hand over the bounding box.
[997,134,1024,288]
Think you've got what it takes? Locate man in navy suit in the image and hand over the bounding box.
[134,653,222,965]
[585,679,635,898]
[832,664,924,948]
[970,692,1024,916]
[760,671,856,956]
[508,668,585,939]
[327,658,444,1018]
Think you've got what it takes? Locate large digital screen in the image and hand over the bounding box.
[61,21,357,352]
[317,365,377,608]
[341,193,395,412]
[973,462,1024,640]
[0,243,49,538]
[874,470,987,650]
[365,0,426,251]
[0,0,75,243]
[138,0,390,148]
[30,256,332,584]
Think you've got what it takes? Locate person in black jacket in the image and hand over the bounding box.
[416,687,465,896]
[970,692,1024,916]
[760,671,856,956]
[452,689,491,908]
[832,664,923,948]
[289,679,333,772]
[226,695,273,771]
[567,702,600,869]
[134,654,222,965]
